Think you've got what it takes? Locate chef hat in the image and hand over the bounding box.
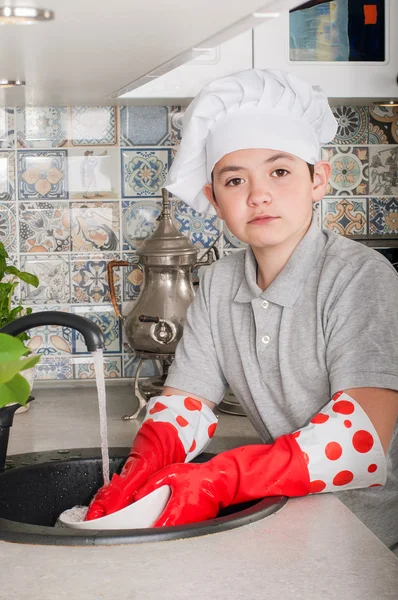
[165,68,338,215]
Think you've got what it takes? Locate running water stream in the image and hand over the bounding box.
[92,349,110,485]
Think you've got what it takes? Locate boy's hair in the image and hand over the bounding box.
[211,162,315,200]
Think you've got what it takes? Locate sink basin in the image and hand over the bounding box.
[0,448,287,546]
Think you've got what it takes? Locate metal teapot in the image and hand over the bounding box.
[107,189,219,356]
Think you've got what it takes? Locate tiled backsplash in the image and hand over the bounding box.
[0,104,397,381]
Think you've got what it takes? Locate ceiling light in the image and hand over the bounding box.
[0,7,54,25]
[372,100,398,107]
[0,79,25,88]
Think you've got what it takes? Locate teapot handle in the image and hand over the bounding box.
[106,260,129,319]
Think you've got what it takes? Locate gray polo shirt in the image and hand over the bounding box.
[166,217,398,551]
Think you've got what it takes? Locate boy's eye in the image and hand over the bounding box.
[226,177,244,186]
[272,169,289,178]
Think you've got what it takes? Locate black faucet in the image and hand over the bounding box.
[0,311,105,470]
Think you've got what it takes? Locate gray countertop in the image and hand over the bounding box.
[2,384,398,600]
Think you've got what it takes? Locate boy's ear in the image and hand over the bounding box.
[312,161,331,202]
[203,183,223,218]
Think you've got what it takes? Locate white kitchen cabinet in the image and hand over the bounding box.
[253,1,398,100]
[123,31,252,102]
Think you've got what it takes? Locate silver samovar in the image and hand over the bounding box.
[107,189,221,419]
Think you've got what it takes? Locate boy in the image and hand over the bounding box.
[86,69,398,553]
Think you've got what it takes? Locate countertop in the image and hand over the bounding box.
[2,384,398,600]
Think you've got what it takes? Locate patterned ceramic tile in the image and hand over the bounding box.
[73,355,122,379]
[35,357,73,380]
[71,201,119,252]
[173,199,220,249]
[70,107,117,146]
[120,106,168,146]
[322,146,369,196]
[0,151,15,201]
[369,197,398,234]
[71,305,122,354]
[68,147,119,199]
[19,201,70,252]
[369,105,398,144]
[16,107,68,148]
[71,253,121,303]
[170,107,185,145]
[369,146,398,195]
[26,306,73,357]
[0,202,17,253]
[331,106,368,145]
[20,254,70,303]
[312,201,322,228]
[322,198,367,235]
[0,108,15,148]
[123,353,161,378]
[122,199,161,251]
[122,253,143,302]
[18,150,68,200]
[121,148,172,198]
[223,222,247,249]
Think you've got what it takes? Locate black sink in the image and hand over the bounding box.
[0,448,287,546]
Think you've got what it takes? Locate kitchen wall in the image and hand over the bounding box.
[0,104,397,381]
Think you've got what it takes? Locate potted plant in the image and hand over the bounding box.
[0,241,39,406]
[0,333,40,408]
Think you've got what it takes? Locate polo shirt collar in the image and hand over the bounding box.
[234,218,326,308]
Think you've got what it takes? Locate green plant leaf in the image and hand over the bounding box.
[0,333,27,362]
[4,266,19,276]
[0,355,40,384]
[16,272,39,287]
[0,373,30,408]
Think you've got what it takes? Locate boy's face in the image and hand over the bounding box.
[203,148,330,252]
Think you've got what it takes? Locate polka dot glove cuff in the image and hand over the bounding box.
[293,391,387,494]
[143,394,218,462]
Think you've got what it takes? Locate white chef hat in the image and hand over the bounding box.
[165,68,338,215]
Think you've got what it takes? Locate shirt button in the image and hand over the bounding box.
[262,334,271,344]
[261,300,269,309]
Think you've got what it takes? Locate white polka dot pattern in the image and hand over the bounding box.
[143,395,218,462]
[293,391,387,494]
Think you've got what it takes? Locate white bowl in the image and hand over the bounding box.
[58,485,171,530]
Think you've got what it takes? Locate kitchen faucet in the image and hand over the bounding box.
[0,311,105,470]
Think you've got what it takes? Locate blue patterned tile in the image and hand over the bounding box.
[0,202,16,253]
[25,305,73,357]
[331,106,368,145]
[369,146,398,196]
[18,150,68,200]
[16,107,68,148]
[322,198,367,235]
[322,146,369,196]
[71,305,122,354]
[68,147,119,199]
[73,355,122,379]
[35,358,73,380]
[0,108,15,148]
[71,201,119,252]
[71,253,121,303]
[19,201,70,252]
[0,150,15,200]
[122,253,143,302]
[223,223,247,249]
[369,197,398,234]
[122,199,161,251]
[174,199,220,249]
[20,254,70,303]
[120,106,168,146]
[70,107,117,146]
[123,354,161,378]
[121,148,172,198]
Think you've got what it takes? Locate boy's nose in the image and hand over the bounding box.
[247,186,272,206]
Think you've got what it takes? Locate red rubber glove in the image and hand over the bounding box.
[134,434,310,527]
[85,420,186,520]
